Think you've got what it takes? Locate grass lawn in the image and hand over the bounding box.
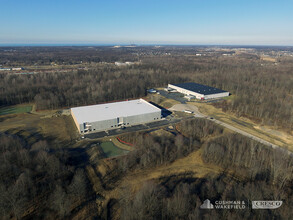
[100,141,129,158]
[0,105,32,115]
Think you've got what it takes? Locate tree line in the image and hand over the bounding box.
[102,118,293,219]
[0,65,186,110]
[1,49,292,131]
[1,117,292,219]
[0,133,90,219]
[0,46,139,66]
[119,173,292,220]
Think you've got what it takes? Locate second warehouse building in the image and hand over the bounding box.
[168,82,229,100]
[71,99,161,134]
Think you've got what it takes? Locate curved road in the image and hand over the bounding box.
[170,104,292,156]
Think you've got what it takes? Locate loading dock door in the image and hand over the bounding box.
[117,117,124,126]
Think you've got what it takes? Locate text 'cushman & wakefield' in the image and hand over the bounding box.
[214,201,246,209]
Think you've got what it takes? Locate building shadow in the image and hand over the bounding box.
[149,101,172,117]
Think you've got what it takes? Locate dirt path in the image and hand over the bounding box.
[103,149,243,200]
[86,150,223,218]
[169,103,293,155]
[210,118,291,154]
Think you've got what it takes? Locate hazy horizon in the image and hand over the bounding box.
[1,0,293,46]
[1,43,293,47]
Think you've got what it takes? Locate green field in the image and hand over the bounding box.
[100,141,129,158]
[0,105,32,115]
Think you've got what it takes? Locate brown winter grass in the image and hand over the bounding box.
[148,94,180,109]
[159,98,180,109]
[260,56,277,62]
[37,115,78,143]
[93,129,240,197]
[0,110,78,144]
[91,147,244,212]
[87,147,243,220]
[148,129,174,138]
[188,102,293,150]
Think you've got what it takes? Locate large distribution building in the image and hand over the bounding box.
[168,82,229,100]
[71,99,161,134]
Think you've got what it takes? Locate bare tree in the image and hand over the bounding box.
[68,169,87,204]
[50,185,72,217]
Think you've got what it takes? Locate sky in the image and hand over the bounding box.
[0,0,292,46]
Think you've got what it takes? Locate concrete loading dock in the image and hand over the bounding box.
[168,82,229,100]
[71,99,162,134]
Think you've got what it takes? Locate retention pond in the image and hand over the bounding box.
[100,141,129,158]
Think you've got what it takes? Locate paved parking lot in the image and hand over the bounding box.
[158,89,224,104]
[158,90,187,104]
[84,131,108,139]
[84,116,180,139]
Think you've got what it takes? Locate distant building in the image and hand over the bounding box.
[147,89,157,93]
[71,99,161,134]
[168,82,229,100]
[115,62,127,66]
[12,67,23,71]
[115,61,135,66]
[0,67,23,71]
[125,61,135,65]
[0,68,11,71]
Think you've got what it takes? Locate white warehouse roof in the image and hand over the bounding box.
[71,99,161,124]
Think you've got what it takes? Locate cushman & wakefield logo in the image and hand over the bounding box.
[200,199,214,209]
[252,201,283,209]
[200,199,283,210]
[200,199,245,209]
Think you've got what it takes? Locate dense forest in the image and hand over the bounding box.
[0,118,292,219]
[0,46,293,218]
[109,118,293,219]
[1,48,293,131]
[0,46,139,65]
[0,66,185,109]
[0,134,93,219]
[1,46,292,66]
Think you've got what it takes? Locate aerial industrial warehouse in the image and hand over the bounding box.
[71,99,161,133]
[168,82,229,100]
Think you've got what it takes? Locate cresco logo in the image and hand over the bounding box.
[252,201,282,209]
